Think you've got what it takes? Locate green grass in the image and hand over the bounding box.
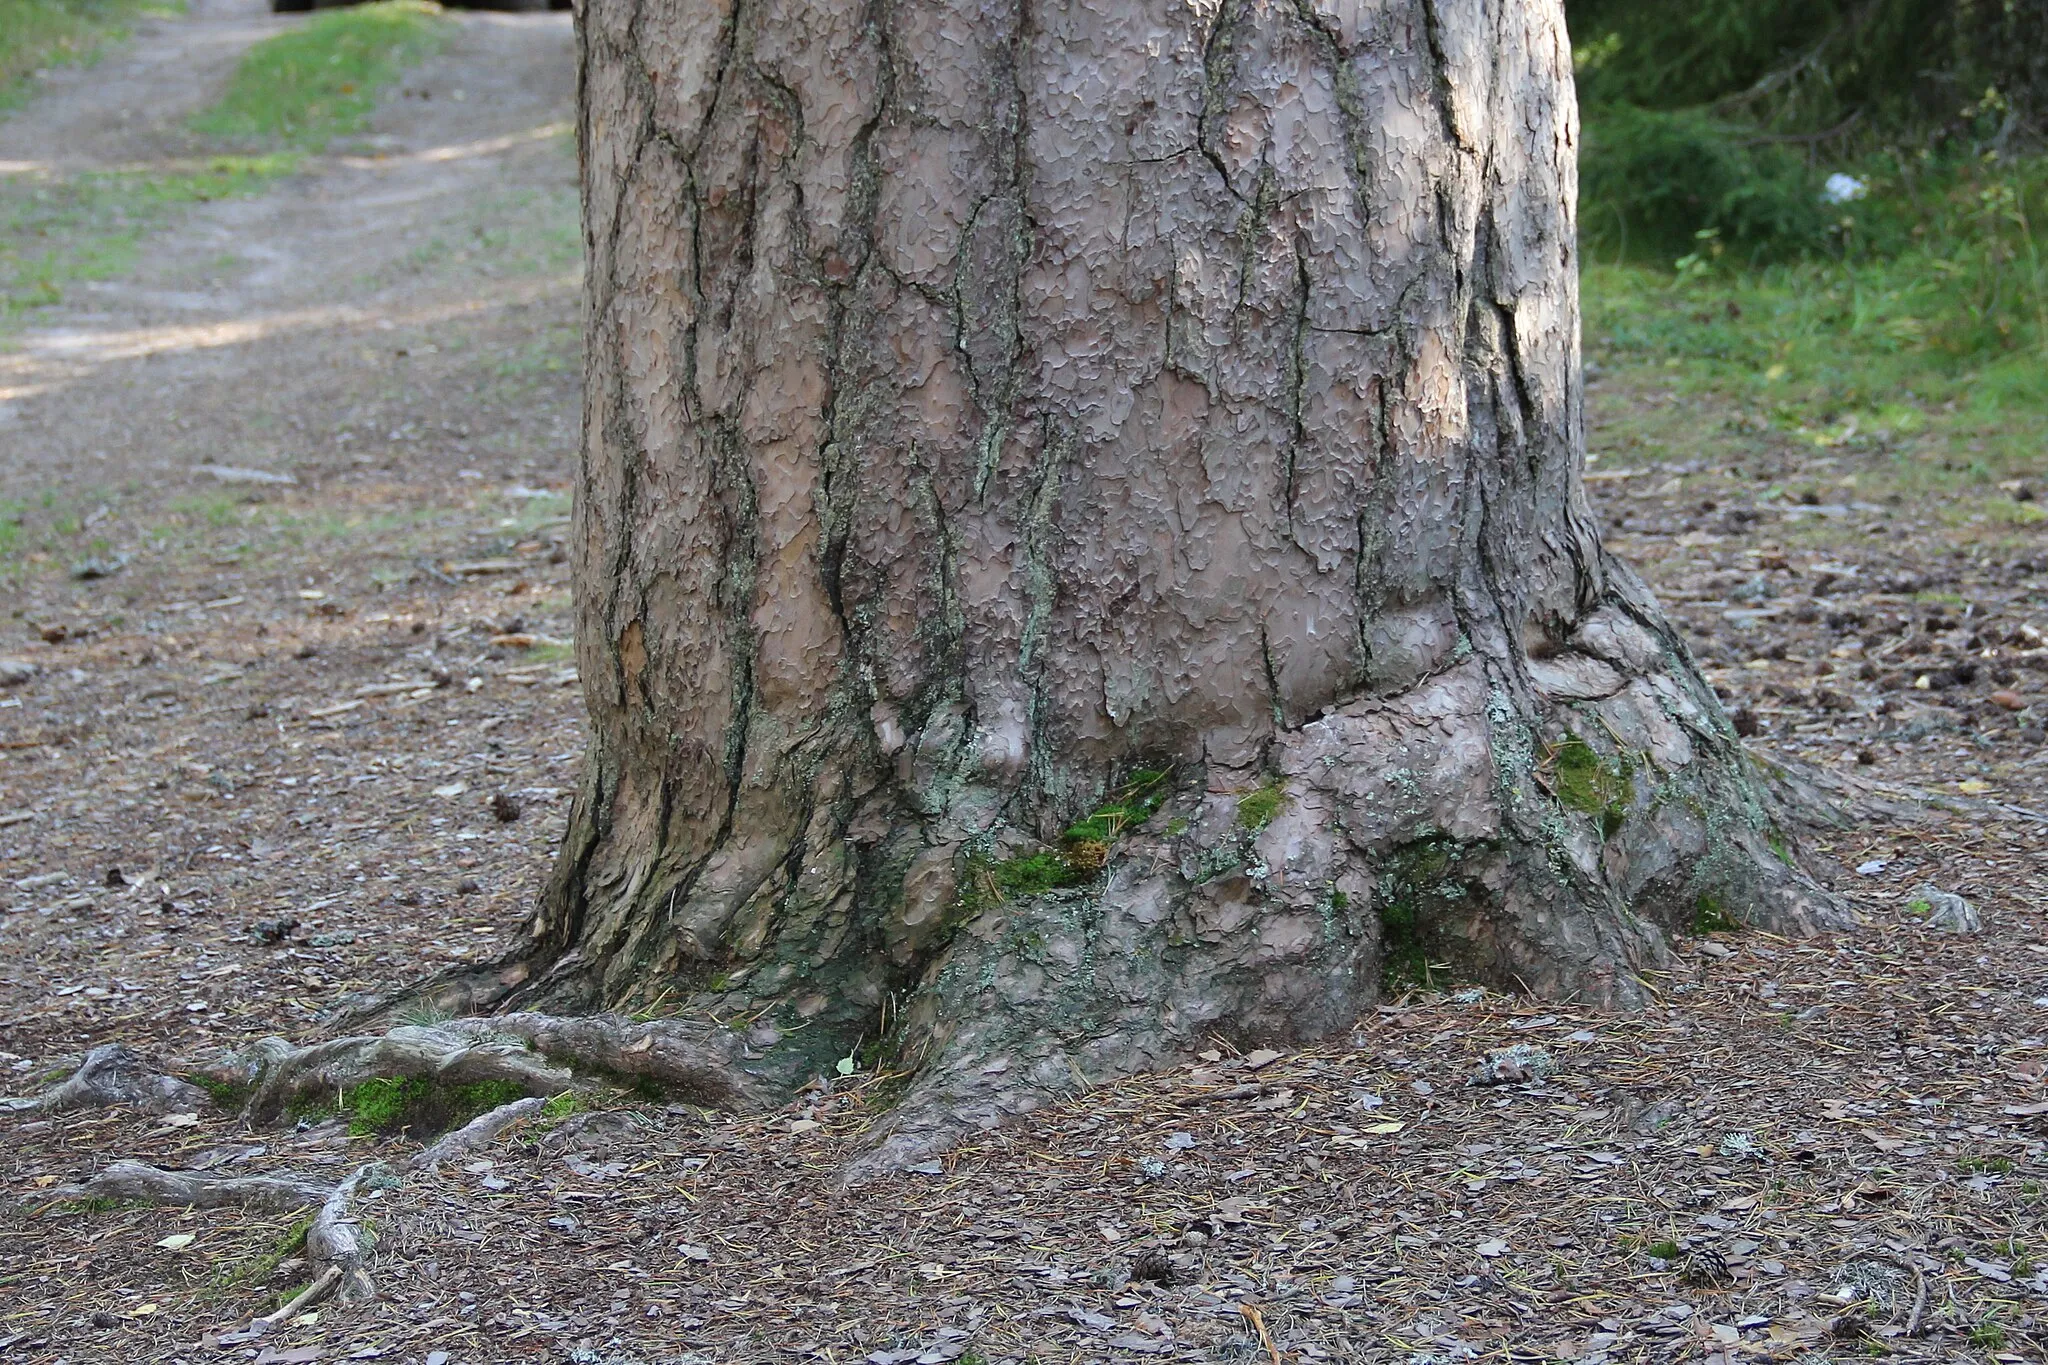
[190,0,449,150]
[0,0,173,109]
[1581,155,2048,516]
[0,156,292,315]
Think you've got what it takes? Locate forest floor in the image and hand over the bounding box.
[1,5,2045,1364]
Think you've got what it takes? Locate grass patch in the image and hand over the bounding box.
[1581,154,2048,527]
[190,0,449,150]
[1,156,292,316]
[0,0,173,109]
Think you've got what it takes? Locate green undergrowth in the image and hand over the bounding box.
[0,0,174,108]
[1581,154,2048,519]
[0,156,293,317]
[190,0,449,150]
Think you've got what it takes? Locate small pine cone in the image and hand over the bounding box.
[1684,1248,1732,1286]
[1128,1247,1176,1286]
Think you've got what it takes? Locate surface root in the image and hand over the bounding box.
[45,1159,330,1212]
[2,1012,761,1125]
[410,1096,545,1172]
[0,1044,209,1116]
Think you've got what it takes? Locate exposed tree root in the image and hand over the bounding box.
[41,1156,394,1324]
[245,1264,344,1336]
[410,1096,546,1172]
[40,1139,517,1340]
[223,1013,760,1122]
[231,1026,573,1125]
[2,1012,761,1132]
[44,1159,330,1212]
[305,1162,396,1302]
[470,1012,761,1106]
[0,1044,210,1116]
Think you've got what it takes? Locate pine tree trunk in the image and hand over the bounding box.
[531,0,1847,1165]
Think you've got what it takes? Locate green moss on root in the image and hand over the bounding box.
[340,1076,529,1137]
[1549,735,1634,837]
[180,1072,250,1110]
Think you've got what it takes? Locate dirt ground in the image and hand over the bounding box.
[1,6,2045,1363]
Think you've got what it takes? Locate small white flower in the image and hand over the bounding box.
[1822,173,1868,205]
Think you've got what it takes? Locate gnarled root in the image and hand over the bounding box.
[224,1013,761,1123]
[305,1162,397,1302]
[3,1013,762,1127]
[44,1159,330,1212]
[410,1096,546,1172]
[0,1044,210,1116]
[232,1025,574,1125]
[41,1158,396,1320]
[472,1012,761,1107]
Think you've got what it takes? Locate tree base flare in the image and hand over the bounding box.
[534,595,1855,1179]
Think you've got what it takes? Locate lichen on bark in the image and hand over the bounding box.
[503,0,1852,1166]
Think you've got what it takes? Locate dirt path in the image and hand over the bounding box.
[0,0,286,172]
[0,8,2045,1364]
[0,1,585,1063]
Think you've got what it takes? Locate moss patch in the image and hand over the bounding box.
[539,1090,586,1121]
[179,1071,249,1111]
[1235,778,1287,832]
[1548,735,1634,837]
[958,770,1177,914]
[340,1075,528,1137]
[1061,768,1171,845]
[1693,893,1741,935]
[1376,835,1480,989]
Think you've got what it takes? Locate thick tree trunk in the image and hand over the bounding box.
[529,0,1847,1163]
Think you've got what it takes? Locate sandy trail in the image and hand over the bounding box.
[0,0,580,497]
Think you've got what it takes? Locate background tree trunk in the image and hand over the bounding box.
[527,0,1847,1164]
